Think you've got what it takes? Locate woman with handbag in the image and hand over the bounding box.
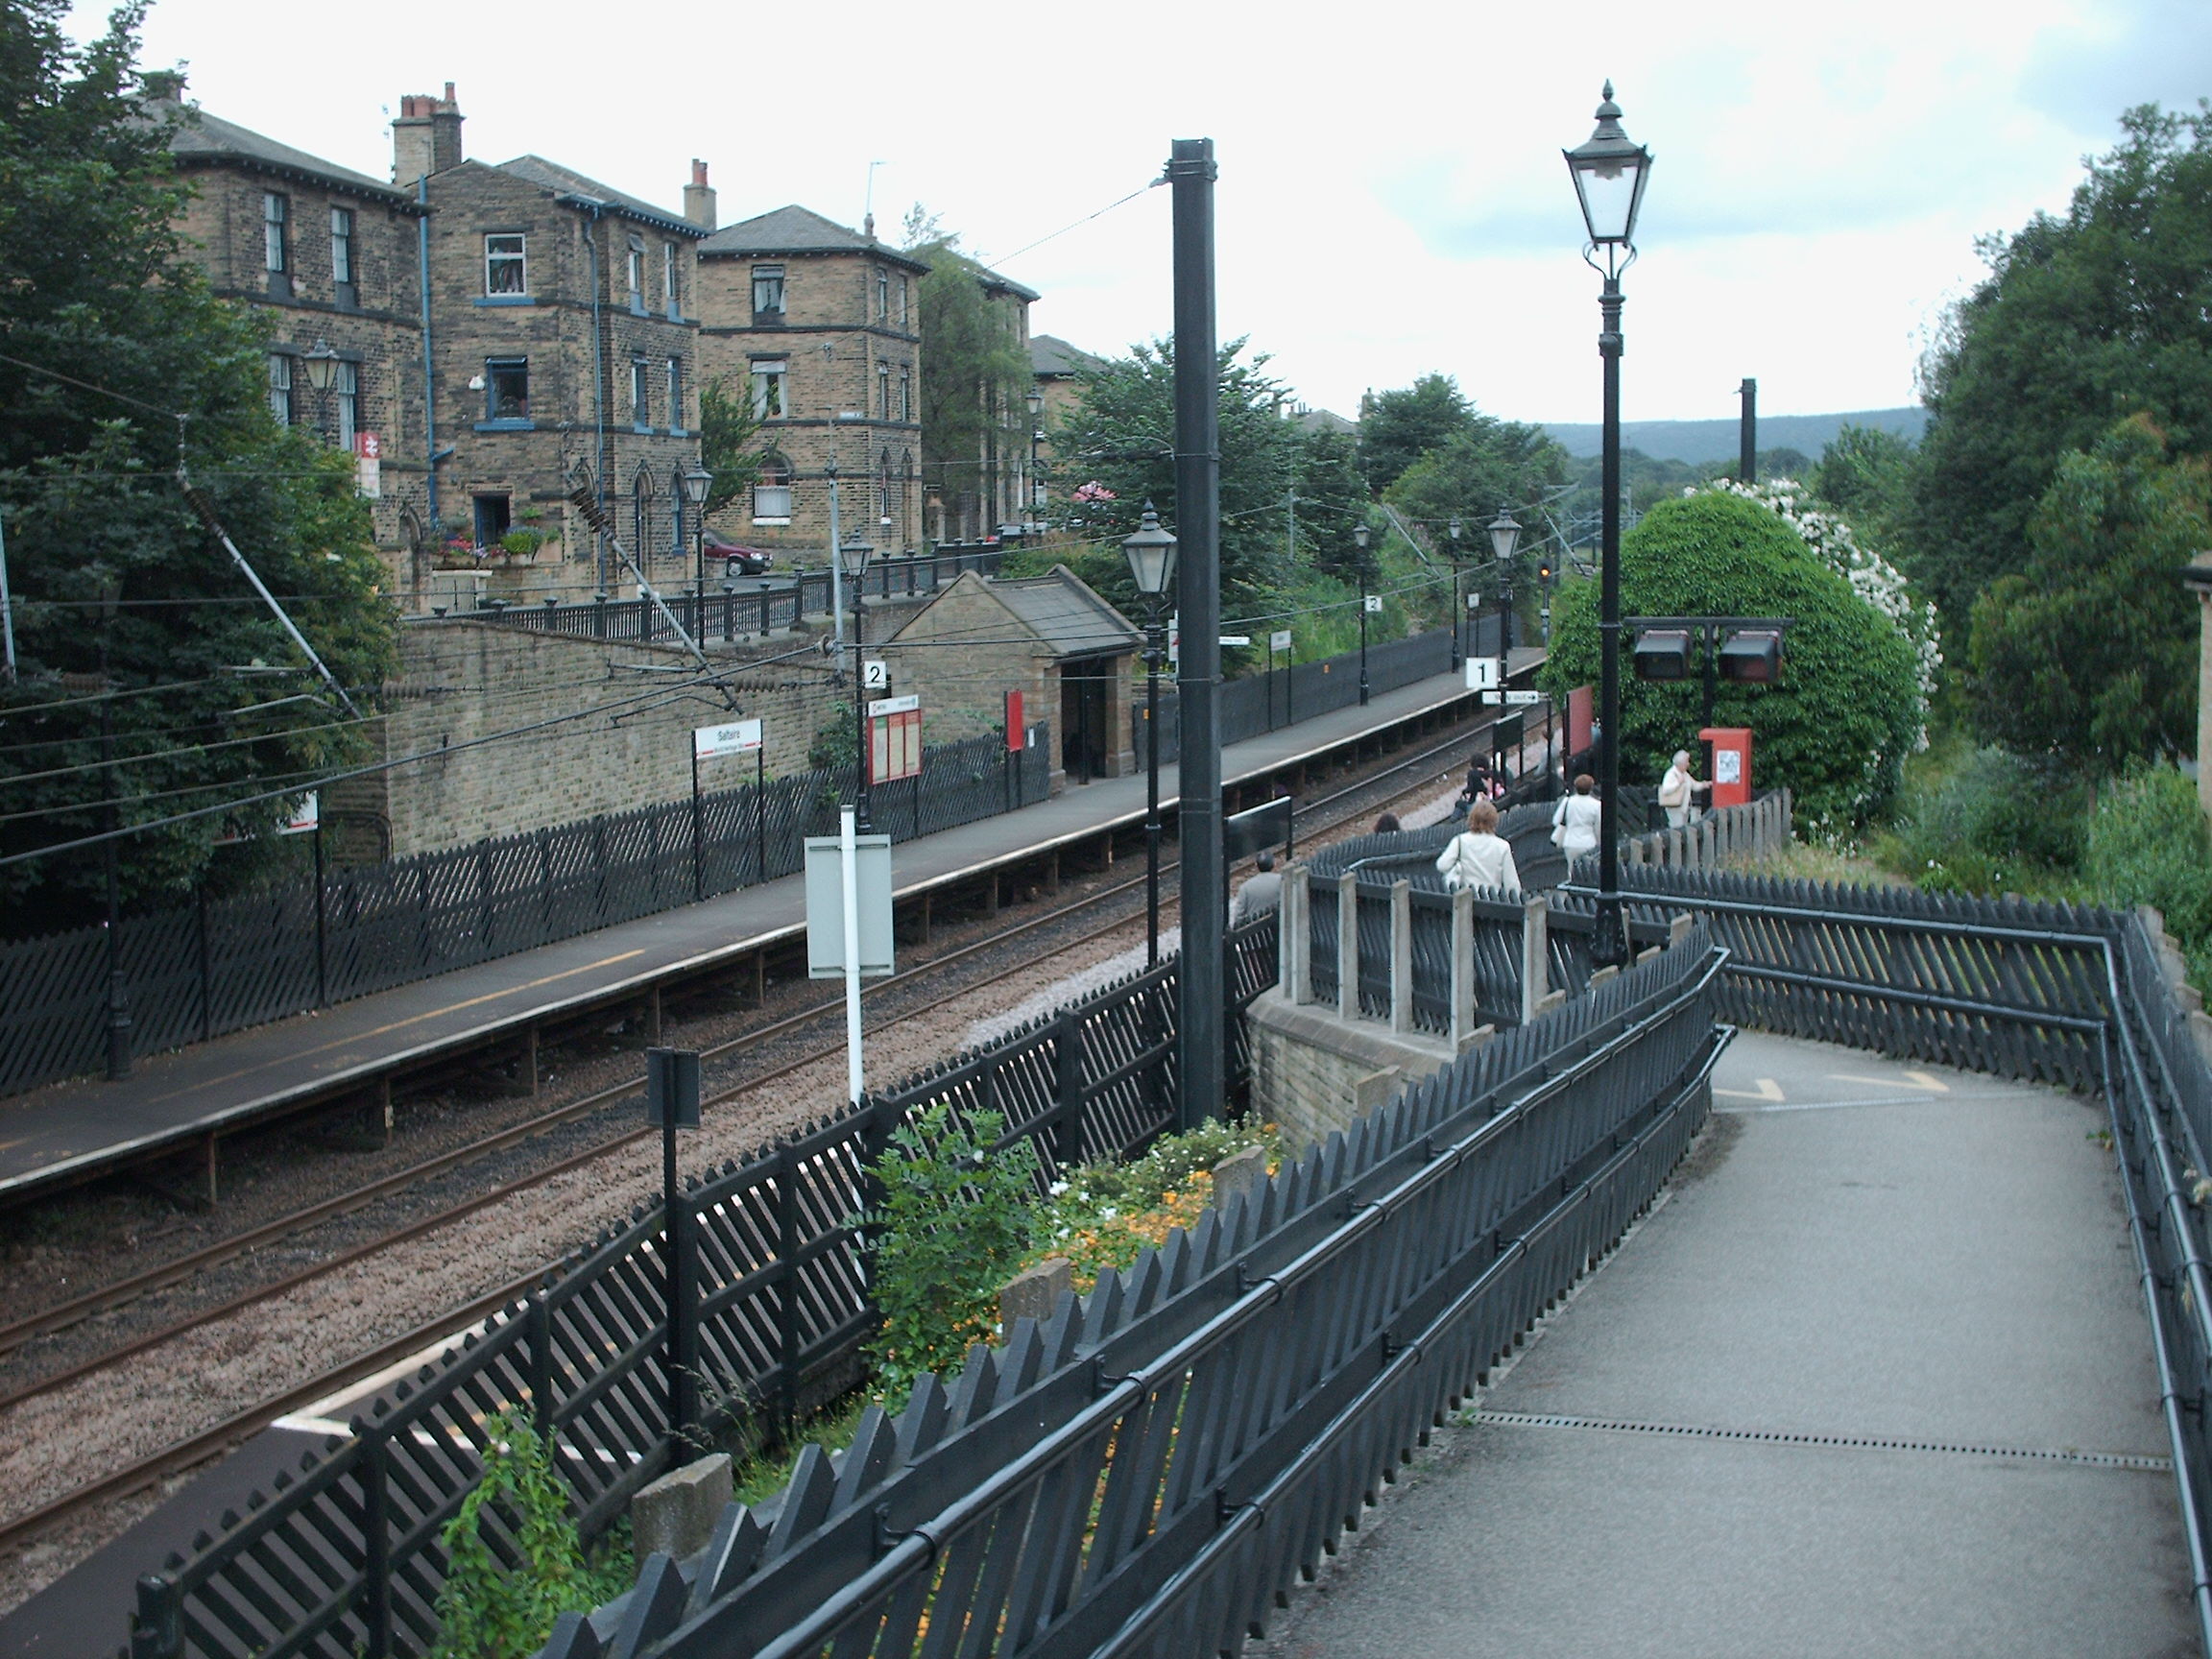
[1435,797,1521,893]
[1551,773,1603,864]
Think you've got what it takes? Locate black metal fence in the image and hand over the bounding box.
[447,549,1005,647]
[128,916,1281,1659]
[531,928,1729,1659]
[1,729,1049,1101]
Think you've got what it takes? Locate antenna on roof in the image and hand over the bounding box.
[863,159,886,240]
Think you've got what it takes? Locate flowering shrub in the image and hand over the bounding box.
[1070,480,1118,503]
[1697,476,1942,721]
[1026,1120,1279,1291]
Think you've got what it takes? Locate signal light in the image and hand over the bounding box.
[1719,629,1783,684]
[1632,628,1694,681]
[1536,557,1555,584]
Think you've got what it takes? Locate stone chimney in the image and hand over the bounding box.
[683,159,716,231]
[392,83,464,185]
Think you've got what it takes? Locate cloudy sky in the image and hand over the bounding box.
[68,0,2209,427]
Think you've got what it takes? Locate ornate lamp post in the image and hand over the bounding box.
[1488,507,1521,702]
[1124,503,1178,967]
[681,462,712,634]
[1447,515,1466,670]
[844,534,875,830]
[1353,521,1373,707]
[1026,387,1046,523]
[1565,81,1652,967]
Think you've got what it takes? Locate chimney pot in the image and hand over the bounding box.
[683,159,718,231]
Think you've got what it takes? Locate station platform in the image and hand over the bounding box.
[0,653,1543,1208]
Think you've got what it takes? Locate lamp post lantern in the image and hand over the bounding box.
[681,462,712,636]
[844,534,875,830]
[1026,388,1046,522]
[301,339,341,444]
[1565,81,1651,968]
[1124,503,1178,967]
[1353,521,1373,707]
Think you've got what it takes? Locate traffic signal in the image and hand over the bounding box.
[1632,628,1694,681]
[1536,556,1555,584]
[1719,628,1783,684]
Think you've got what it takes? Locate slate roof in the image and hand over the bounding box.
[494,156,703,237]
[1032,334,1103,378]
[988,569,1141,658]
[975,262,1040,303]
[163,104,414,205]
[698,204,928,272]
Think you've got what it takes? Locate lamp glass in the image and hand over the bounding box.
[1563,84,1652,246]
[843,536,874,576]
[1122,506,1178,596]
[681,464,712,507]
[1026,389,1044,418]
[1488,511,1522,563]
[1353,523,1371,552]
[301,340,341,394]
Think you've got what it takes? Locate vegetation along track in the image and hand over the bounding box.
[0,717,1490,1553]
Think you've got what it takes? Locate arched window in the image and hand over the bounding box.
[901,450,915,548]
[753,452,793,524]
[879,449,895,527]
[632,465,655,565]
[668,471,686,564]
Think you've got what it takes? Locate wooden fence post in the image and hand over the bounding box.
[1053,1005,1086,1171]
[1337,872,1358,1022]
[1521,894,1550,1025]
[527,1290,555,1445]
[775,1144,800,1431]
[1389,879,1413,1035]
[358,1427,393,1659]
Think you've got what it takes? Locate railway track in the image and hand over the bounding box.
[0,720,1494,1554]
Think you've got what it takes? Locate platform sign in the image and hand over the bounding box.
[644,1047,701,1127]
[353,432,381,499]
[868,694,922,784]
[1270,629,1292,654]
[1466,658,1499,691]
[1004,689,1024,751]
[863,659,890,690]
[693,718,763,760]
[805,830,895,978]
[1364,594,1382,613]
[1481,689,1544,706]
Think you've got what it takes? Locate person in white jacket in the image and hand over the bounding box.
[1435,797,1521,893]
[1551,773,1603,862]
[1658,749,1707,829]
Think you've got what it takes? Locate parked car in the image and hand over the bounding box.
[703,530,774,575]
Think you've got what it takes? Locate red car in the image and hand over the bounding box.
[703,529,775,576]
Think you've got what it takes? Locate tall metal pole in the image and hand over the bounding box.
[1739,377,1757,485]
[852,567,872,831]
[1593,274,1627,966]
[1358,570,1370,706]
[1169,136,1222,1131]
[1145,613,1164,968]
[98,609,130,1079]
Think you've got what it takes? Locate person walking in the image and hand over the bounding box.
[1435,797,1521,893]
[1658,749,1707,830]
[1551,773,1603,864]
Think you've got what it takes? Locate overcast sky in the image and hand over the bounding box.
[67,0,2209,427]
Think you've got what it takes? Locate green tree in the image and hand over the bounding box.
[0,7,396,934]
[1294,423,1368,580]
[1358,373,1477,492]
[1911,103,2212,623]
[905,228,1029,527]
[1045,337,1302,618]
[698,378,764,517]
[1812,422,1918,544]
[1384,418,1573,539]
[1966,415,2208,772]
[1539,491,1923,828]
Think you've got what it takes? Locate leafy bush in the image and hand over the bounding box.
[430,1415,630,1659]
[1539,491,1924,829]
[862,1102,1039,1399]
[2084,766,2212,950]
[1883,743,2087,895]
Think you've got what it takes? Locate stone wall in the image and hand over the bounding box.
[325,620,843,861]
[1247,996,1463,1152]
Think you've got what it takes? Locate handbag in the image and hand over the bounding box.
[1550,800,1568,849]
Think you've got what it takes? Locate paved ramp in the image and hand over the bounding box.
[1256,1030,2197,1659]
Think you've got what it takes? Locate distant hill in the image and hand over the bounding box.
[1541,407,1926,465]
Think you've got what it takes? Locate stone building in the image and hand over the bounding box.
[166,102,429,576]
[692,204,927,559]
[394,85,708,600]
[878,567,1140,783]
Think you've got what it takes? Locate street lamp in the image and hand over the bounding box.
[845,534,875,830]
[1353,521,1373,707]
[301,339,341,443]
[1124,503,1178,968]
[1488,508,1521,709]
[681,462,712,635]
[1447,515,1465,670]
[1026,388,1046,522]
[1565,80,1652,968]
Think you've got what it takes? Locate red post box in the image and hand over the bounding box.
[1698,727,1752,809]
